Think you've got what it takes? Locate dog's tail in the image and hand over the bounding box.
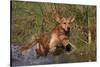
[20,36,38,53]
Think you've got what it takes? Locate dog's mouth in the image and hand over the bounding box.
[65,25,70,31]
[67,27,70,31]
[63,27,70,36]
[64,27,70,31]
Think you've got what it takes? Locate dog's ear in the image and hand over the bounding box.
[70,16,75,23]
[55,16,63,23]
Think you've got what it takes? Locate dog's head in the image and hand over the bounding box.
[55,16,75,31]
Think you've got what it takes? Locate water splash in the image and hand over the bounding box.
[11,44,54,66]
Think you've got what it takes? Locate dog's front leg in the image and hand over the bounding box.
[62,39,69,48]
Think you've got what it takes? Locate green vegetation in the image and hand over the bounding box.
[11,1,96,62]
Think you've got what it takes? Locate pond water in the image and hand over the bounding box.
[11,43,93,67]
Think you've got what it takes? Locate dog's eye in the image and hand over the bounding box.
[68,22,71,24]
[64,23,66,24]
